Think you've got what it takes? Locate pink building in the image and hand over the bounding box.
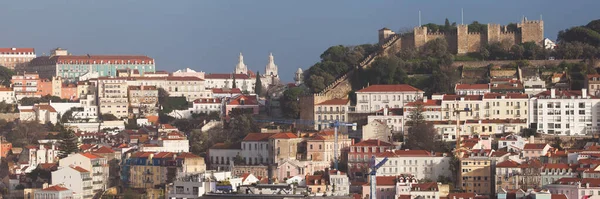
[348,139,395,180]
[61,84,78,100]
[361,176,397,199]
[225,95,259,118]
[523,143,551,160]
[546,178,600,199]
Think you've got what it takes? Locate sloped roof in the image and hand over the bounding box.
[80,152,103,159]
[496,160,520,168]
[176,152,200,159]
[210,142,242,150]
[269,132,298,139]
[71,166,89,173]
[442,95,483,101]
[524,143,549,150]
[352,139,394,147]
[42,185,69,191]
[405,99,442,107]
[456,84,489,90]
[356,84,423,93]
[93,146,115,154]
[317,98,349,105]
[412,182,438,191]
[228,95,258,106]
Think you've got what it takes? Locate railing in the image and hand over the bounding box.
[358,100,369,103]
[93,181,103,185]
[83,186,93,190]
[484,114,490,117]
[516,115,521,117]
[83,177,92,181]
[515,106,521,109]
[382,100,390,103]
[93,172,103,176]
[443,108,449,111]
[484,105,490,109]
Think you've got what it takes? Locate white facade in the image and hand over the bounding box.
[241,140,271,165]
[18,144,58,173]
[544,38,557,49]
[356,85,424,113]
[0,88,15,104]
[528,89,600,135]
[329,171,350,196]
[59,153,109,193]
[523,76,546,95]
[375,150,452,181]
[51,166,94,199]
[498,134,528,152]
[208,146,241,170]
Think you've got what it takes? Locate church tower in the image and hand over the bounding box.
[265,53,279,77]
[235,52,248,75]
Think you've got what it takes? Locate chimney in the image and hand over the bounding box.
[378,140,381,146]
[583,88,588,98]
[529,135,535,143]
[550,88,556,98]
[384,107,389,116]
[423,98,428,103]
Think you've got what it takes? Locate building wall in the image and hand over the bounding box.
[459,158,492,195]
[376,156,452,181]
[0,49,35,70]
[98,82,129,119]
[356,91,423,113]
[241,141,270,165]
[314,104,349,130]
[495,167,521,192]
[528,95,600,135]
[51,166,94,199]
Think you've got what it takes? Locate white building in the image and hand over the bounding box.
[544,38,557,49]
[528,89,600,135]
[34,185,74,199]
[523,76,546,95]
[51,166,94,199]
[0,87,15,104]
[328,170,350,196]
[368,108,404,133]
[208,143,241,170]
[375,149,452,181]
[169,98,222,119]
[455,84,490,95]
[18,144,58,173]
[498,134,529,152]
[240,133,274,165]
[356,84,424,113]
[140,131,190,153]
[314,98,350,130]
[59,153,109,193]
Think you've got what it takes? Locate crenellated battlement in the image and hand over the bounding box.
[521,20,542,24]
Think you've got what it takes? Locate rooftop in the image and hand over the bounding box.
[356,84,423,93]
[317,98,349,106]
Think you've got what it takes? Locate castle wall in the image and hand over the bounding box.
[401,35,415,50]
[456,25,469,54]
[452,59,599,68]
[466,33,484,53]
[413,27,428,49]
[445,33,458,54]
[519,20,544,45]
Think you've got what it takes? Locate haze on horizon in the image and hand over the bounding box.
[0,0,598,82]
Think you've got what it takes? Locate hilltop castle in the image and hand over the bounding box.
[378,18,544,54]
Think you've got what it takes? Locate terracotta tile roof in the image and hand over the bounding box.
[228,95,258,106]
[405,99,442,107]
[35,104,57,112]
[79,144,95,151]
[38,163,58,170]
[551,194,567,199]
[356,84,423,93]
[80,152,103,159]
[520,159,543,168]
[317,98,349,106]
[269,132,298,139]
[242,133,275,141]
[352,139,394,147]
[483,93,528,99]
[374,176,396,186]
[0,47,34,53]
[0,87,12,91]
[543,163,573,170]
[399,195,411,199]
[241,173,251,182]
[176,152,200,159]
[305,175,325,185]
[20,109,34,112]
[71,166,89,173]
[161,124,176,129]
[442,95,483,101]
[42,185,69,191]
[210,142,242,150]
[376,149,435,157]
[93,146,115,154]
[456,84,489,90]
[496,160,521,168]
[524,143,549,150]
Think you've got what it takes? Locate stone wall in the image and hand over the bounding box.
[0,113,20,121]
[490,70,517,77]
[453,59,597,68]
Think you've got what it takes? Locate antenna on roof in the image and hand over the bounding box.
[540,14,542,20]
[418,10,421,26]
[461,8,464,25]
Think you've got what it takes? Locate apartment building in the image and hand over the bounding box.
[441,95,483,121]
[0,47,36,70]
[433,119,527,142]
[495,160,522,192]
[545,178,600,199]
[314,98,350,130]
[11,72,52,99]
[375,149,452,181]
[225,95,259,118]
[540,163,578,187]
[368,108,404,133]
[356,84,424,113]
[240,133,274,165]
[404,98,443,121]
[122,152,204,189]
[482,93,528,121]
[191,98,222,114]
[59,153,109,193]
[51,166,94,199]
[34,185,73,199]
[24,48,155,82]
[268,132,302,164]
[306,131,352,162]
[128,85,158,116]
[139,131,190,153]
[18,144,58,174]
[498,134,529,152]
[459,149,492,195]
[528,89,600,135]
[208,142,241,170]
[522,143,551,160]
[455,84,490,95]
[0,87,15,103]
[347,139,395,179]
[585,74,600,97]
[98,81,129,118]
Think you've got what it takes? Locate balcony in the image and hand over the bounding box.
[484,105,490,109]
[93,181,103,185]
[443,108,449,111]
[93,172,103,176]
[382,100,390,103]
[484,114,490,117]
[475,107,480,111]
[515,115,521,118]
[83,177,92,181]
[514,106,521,109]
[83,186,93,190]
[143,171,153,175]
[444,116,449,119]
[358,100,369,103]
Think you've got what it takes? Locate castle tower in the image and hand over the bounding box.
[294,68,303,86]
[265,53,278,77]
[378,28,396,44]
[518,17,544,46]
[456,24,469,54]
[235,52,248,75]
[413,26,428,49]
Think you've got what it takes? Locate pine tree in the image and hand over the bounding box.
[58,129,79,158]
[255,71,263,96]
[232,74,237,88]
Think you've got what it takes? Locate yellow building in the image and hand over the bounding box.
[125,152,205,189]
[459,149,492,195]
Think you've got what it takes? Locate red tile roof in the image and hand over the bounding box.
[483,93,528,99]
[535,90,595,98]
[79,144,95,151]
[374,176,396,186]
[376,149,436,157]
[42,185,69,191]
[411,182,438,191]
[243,133,275,142]
[205,73,254,79]
[176,152,200,159]
[447,193,477,199]
[524,143,549,150]
[71,166,89,173]
[305,175,325,185]
[80,152,103,159]
[352,139,394,147]
[210,142,242,150]
[456,84,489,90]
[356,84,423,93]
[405,99,442,107]
[317,98,349,106]
[38,163,58,170]
[0,87,12,91]
[228,95,258,106]
[496,160,520,168]
[269,132,298,139]
[93,146,115,154]
[543,163,573,170]
[0,47,34,53]
[35,104,57,112]
[551,194,567,199]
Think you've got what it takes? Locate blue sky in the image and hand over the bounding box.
[0,0,598,82]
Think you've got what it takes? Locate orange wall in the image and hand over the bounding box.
[37,80,52,96]
[61,86,78,100]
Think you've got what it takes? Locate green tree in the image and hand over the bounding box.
[61,109,74,123]
[232,74,237,88]
[0,65,14,87]
[404,103,437,151]
[586,19,600,33]
[468,21,487,33]
[101,113,118,121]
[510,45,525,60]
[280,87,304,119]
[57,129,79,158]
[227,108,259,142]
[363,56,407,85]
[8,122,48,147]
[558,26,600,47]
[444,18,451,32]
[125,118,138,129]
[255,71,263,96]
